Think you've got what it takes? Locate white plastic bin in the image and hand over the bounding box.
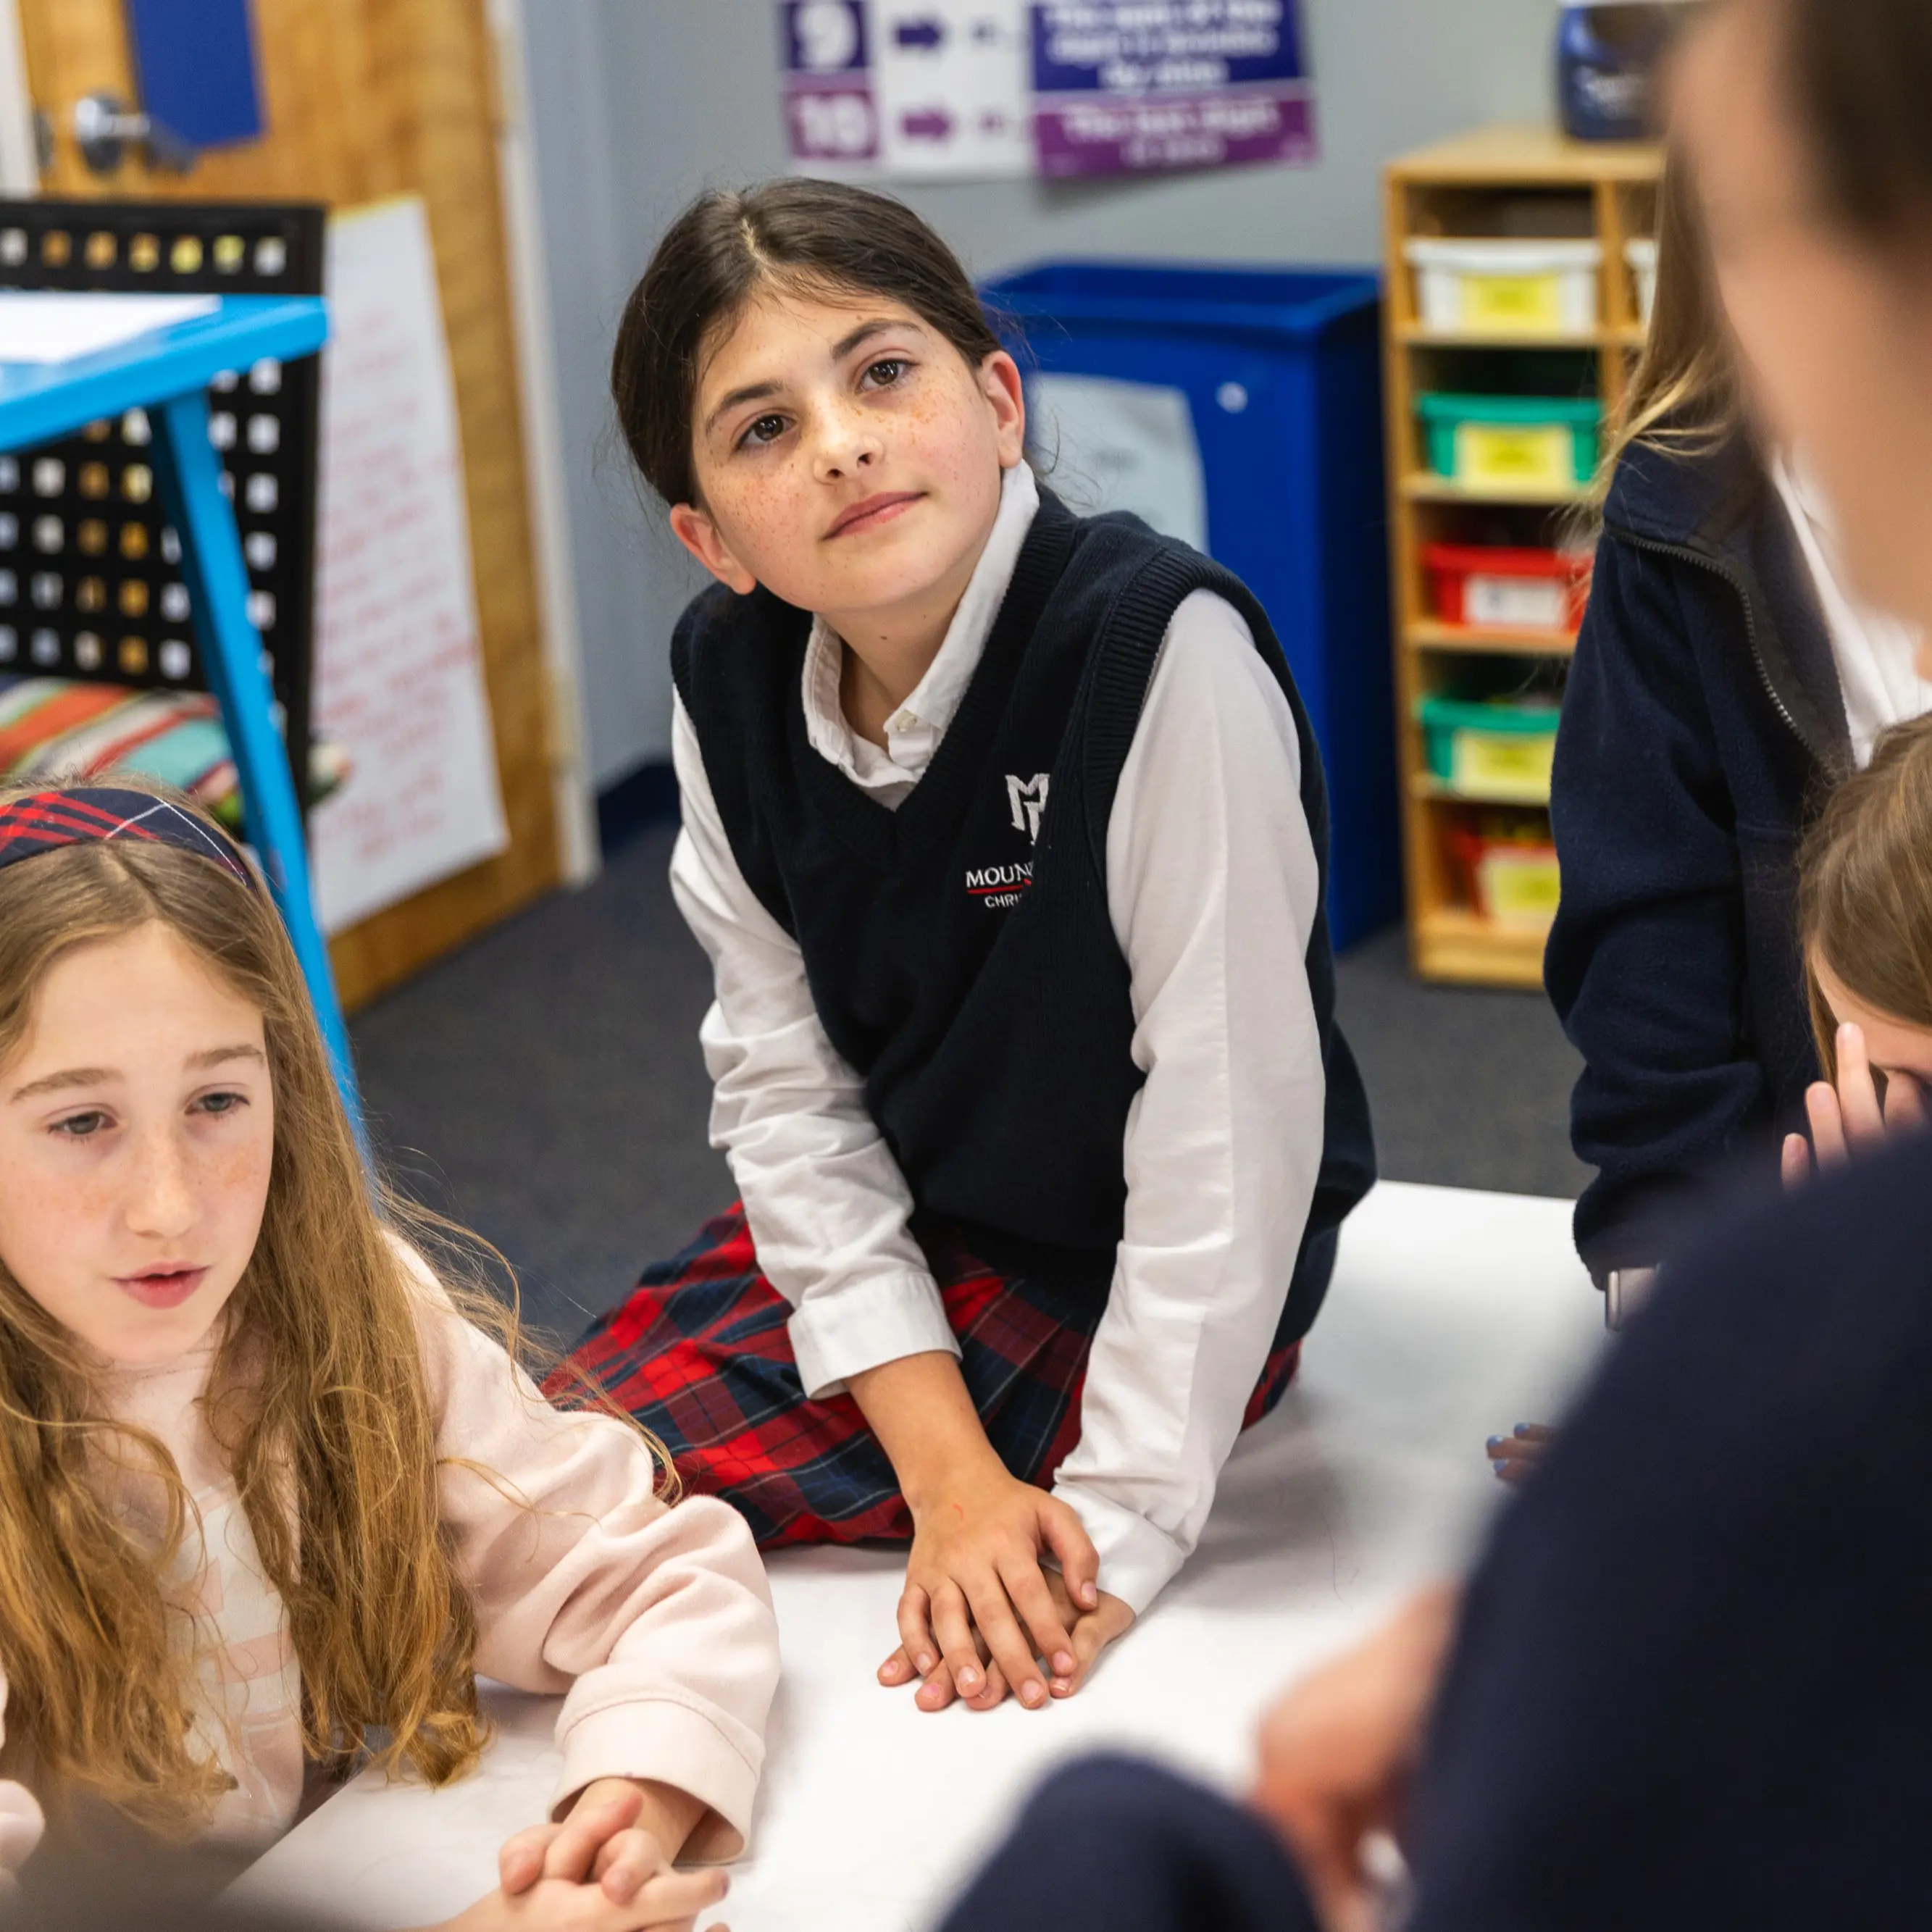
[1404,238,1604,338]
[1626,237,1657,327]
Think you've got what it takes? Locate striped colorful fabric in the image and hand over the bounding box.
[0,675,345,825]
[0,787,256,887]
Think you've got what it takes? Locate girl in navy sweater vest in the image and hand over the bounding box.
[556,180,1371,1714]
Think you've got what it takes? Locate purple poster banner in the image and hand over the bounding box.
[1029,0,1316,177]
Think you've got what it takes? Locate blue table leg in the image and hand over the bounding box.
[151,389,365,1132]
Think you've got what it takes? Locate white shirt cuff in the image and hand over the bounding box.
[1050,1480,1186,1617]
[786,1271,959,1399]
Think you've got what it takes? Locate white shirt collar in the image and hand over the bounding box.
[802,463,1041,798]
[1771,448,1928,766]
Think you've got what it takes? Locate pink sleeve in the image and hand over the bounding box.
[419,1284,779,1861]
[0,1670,46,1891]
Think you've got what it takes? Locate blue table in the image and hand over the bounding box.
[0,294,356,1114]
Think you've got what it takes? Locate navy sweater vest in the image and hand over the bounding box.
[672,490,1375,1350]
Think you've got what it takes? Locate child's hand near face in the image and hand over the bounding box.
[1783,1021,1929,1187]
[467,1781,719,1932]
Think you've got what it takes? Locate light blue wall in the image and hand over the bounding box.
[519,0,1552,787]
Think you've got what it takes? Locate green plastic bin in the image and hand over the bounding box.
[1416,392,1602,490]
[1418,691,1563,803]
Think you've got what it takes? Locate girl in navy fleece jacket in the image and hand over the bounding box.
[1544,154,1927,1294]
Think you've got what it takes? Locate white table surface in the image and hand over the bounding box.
[230,1181,1605,1932]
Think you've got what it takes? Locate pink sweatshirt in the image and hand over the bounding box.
[0,1271,779,1886]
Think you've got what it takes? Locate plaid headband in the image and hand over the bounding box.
[0,787,256,890]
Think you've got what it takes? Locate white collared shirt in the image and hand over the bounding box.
[668,462,1326,1613]
[1772,452,1931,766]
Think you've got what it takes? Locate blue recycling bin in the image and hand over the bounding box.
[982,262,1396,948]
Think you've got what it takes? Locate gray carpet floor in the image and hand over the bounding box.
[350,827,1588,1341]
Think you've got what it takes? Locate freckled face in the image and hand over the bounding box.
[0,922,274,1368]
[668,289,1026,620]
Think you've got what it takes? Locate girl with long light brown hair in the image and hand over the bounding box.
[0,783,777,1928]
[1542,138,1929,1323]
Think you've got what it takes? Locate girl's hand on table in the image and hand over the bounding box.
[1484,1422,1555,1486]
[440,1869,727,1932]
[874,1462,1099,1713]
[1037,1565,1136,1693]
[493,1779,716,1928]
[1783,1023,1927,1187]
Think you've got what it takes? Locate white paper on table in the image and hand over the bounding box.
[0,292,219,364]
[871,0,1032,180]
[1029,372,1210,552]
[309,196,509,934]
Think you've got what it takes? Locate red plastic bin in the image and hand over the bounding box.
[1445,819,1562,927]
[1423,543,1593,635]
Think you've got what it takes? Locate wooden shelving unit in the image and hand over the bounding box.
[1384,125,1663,988]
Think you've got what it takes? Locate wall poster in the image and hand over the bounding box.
[1030,1,1313,178]
[309,197,509,935]
[779,0,1033,179]
[778,0,1313,182]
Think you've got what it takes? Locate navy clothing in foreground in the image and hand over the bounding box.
[937,1757,1318,1932]
[1545,434,1848,1277]
[942,1135,1932,1932]
[1408,1133,1932,1930]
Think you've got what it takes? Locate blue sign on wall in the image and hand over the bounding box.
[1031,1,1315,177]
[125,0,265,152]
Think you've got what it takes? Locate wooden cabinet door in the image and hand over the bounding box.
[14,0,561,1008]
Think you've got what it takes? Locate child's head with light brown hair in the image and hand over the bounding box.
[1797,719,1932,1087]
[1589,146,1743,510]
[0,779,658,1837]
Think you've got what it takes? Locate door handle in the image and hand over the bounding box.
[72,91,194,175]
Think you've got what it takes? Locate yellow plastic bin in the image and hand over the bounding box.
[1403,238,1604,338]
[1416,392,1602,493]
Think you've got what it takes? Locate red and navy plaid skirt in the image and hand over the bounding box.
[548,1204,1300,1548]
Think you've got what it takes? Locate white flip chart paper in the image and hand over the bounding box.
[309,196,509,935]
[0,292,218,364]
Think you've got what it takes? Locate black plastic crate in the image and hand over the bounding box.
[0,197,325,805]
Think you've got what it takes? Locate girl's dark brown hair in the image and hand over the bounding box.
[1785,0,1932,243]
[1796,717,1932,1083]
[611,178,1005,506]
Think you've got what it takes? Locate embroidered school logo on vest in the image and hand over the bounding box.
[1005,773,1050,843]
[965,860,1032,909]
